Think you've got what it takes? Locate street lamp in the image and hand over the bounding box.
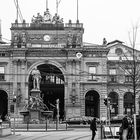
[12,95,17,135]
[56,99,59,130]
[104,96,111,125]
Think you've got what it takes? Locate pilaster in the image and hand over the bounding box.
[119,95,124,115]
[12,60,18,94]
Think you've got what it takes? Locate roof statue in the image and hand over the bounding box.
[52,13,63,24]
[31,10,63,24]
[43,9,52,23]
[31,13,43,24]
[103,38,107,45]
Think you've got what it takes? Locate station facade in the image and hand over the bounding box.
[0,9,140,120]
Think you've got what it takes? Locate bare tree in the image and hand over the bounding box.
[118,24,140,114]
[117,24,140,140]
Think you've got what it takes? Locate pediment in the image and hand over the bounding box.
[107,43,140,60]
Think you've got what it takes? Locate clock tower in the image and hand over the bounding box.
[10,6,85,120]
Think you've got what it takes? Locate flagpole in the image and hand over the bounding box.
[77,0,79,22]
[46,0,48,10]
[56,0,58,14]
[16,0,19,23]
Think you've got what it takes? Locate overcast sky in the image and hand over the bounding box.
[0,0,140,49]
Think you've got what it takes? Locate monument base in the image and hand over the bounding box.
[30,109,41,123]
[20,88,51,123]
[30,89,41,97]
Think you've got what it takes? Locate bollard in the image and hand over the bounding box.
[27,119,29,131]
[97,124,103,140]
[101,123,103,139]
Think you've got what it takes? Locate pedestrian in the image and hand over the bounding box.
[136,115,140,139]
[90,118,97,140]
[121,116,129,140]
[127,117,133,139]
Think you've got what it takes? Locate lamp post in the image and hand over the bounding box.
[104,96,111,125]
[13,95,17,135]
[56,99,59,130]
[132,42,137,140]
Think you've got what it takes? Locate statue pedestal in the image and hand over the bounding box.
[20,88,50,123]
[30,89,41,97]
[29,89,41,123]
[30,109,41,123]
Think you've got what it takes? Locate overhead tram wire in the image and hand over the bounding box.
[13,0,24,22]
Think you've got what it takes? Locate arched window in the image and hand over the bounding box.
[124,92,134,115]
[108,92,118,117]
[0,90,8,121]
[85,90,100,118]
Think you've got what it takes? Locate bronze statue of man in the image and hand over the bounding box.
[31,67,41,90]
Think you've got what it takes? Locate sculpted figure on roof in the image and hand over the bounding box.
[31,11,63,24]
[43,9,52,23]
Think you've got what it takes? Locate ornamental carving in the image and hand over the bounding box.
[31,9,63,24]
[12,32,28,47]
[29,34,42,41]
[67,34,82,47]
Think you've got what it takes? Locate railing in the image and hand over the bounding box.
[0,121,11,128]
[65,23,83,28]
[11,23,30,28]
[11,22,83,29]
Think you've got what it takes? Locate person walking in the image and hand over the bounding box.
[121,116,129,140]
[90,118,97,140]
[127,117,133,139]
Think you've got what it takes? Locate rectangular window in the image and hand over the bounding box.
[56,76,60,84]
[88,66,96,80]
[109,69,116,75]
[50,75,55,83]
[0,67,4,73]
[125,75,132,82]
[0,67,5,81]
[125,69,132,82]
[109,69,117,82]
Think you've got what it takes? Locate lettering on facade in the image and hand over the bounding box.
[31,44,64,48]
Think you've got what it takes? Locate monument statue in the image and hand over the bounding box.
[28,96,48,110]
[31,67,41,90]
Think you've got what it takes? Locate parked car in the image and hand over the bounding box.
[65,116,87,125]
[110,114,125,124]
[63,116,100,125]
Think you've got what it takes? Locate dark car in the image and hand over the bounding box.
[110,115,125,124]
[84,116,100,124]
[66,116,87,125]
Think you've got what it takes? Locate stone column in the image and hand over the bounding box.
[100,93,107,120]
[76,60,80,103]
[67,60,72,103]
[119,94,124,115]
[21,59,26,104]
[13,60,18,94]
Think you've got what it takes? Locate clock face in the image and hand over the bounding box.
[43,35,50,41]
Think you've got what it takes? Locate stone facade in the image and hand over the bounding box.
[0,13,140,121]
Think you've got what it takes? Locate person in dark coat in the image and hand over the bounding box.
[136,115,140,139]
[121,116,129,140]
[90,118,97,140]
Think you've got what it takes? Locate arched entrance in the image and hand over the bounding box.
[0,90,8,121]
[85,90,100,118]
[29,64,65,120]
[124,92,134,115]
[108,92,118,117]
